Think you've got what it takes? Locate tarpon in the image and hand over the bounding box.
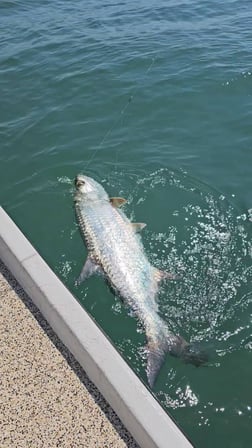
[74,174,206,387]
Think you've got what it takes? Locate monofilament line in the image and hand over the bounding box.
[84,56,156,171]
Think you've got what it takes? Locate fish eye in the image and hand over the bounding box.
[75,177,86,188]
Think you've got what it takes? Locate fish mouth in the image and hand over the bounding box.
[74,175,86,189]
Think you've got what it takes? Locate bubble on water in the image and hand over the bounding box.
[112,301,122,315]
[158,383,199,409]
[223,70,252,87]
[57,176,72,184]
[57,258,74,279]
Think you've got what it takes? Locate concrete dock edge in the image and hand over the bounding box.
[0,206,193,448]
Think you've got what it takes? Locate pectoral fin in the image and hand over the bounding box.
[110,197,127,208]
[75,257,101,286]
[131,222,146,232]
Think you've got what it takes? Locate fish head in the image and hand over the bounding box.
[74,174,109,202]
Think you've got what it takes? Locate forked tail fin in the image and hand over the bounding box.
[146,321,208,388]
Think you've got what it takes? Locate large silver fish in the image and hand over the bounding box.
[74,174,205,387]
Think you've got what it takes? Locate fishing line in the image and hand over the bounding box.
[84,55,156,171]
[85,95,133,171]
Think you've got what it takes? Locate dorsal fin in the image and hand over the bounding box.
[110,197,127,208]
[131,222,146,232]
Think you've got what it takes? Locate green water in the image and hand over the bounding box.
[1,1,252,446]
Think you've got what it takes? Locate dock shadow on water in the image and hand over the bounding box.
[59,167,252,447]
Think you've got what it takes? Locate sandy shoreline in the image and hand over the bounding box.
[0,260,138,448]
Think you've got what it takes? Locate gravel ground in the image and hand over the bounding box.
[0,260,138,448]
